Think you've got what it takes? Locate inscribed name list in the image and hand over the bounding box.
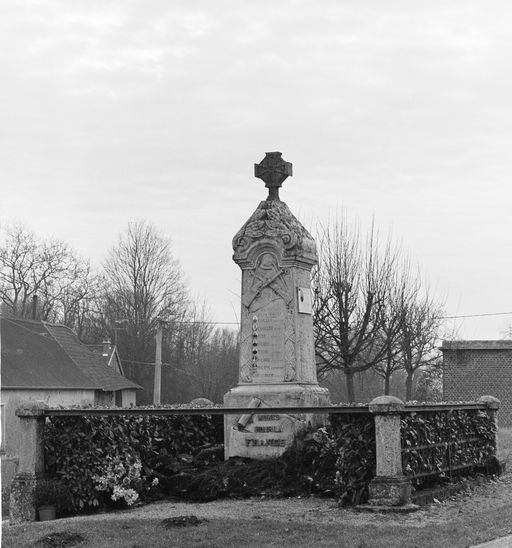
[252,291,287,383]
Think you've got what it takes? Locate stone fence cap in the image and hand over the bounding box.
[477,395,500,409]
[369,395,405,414]
[15,402,49,417]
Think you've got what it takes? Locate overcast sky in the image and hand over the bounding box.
[2,0,512,339]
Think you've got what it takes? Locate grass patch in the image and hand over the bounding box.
[161,515,207,528]
[3,429,511,547]
[4,502,512,548]
[36,531,84,547]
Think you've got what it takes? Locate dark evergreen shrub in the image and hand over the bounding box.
[401,408,497,490]
[44,413,222,512]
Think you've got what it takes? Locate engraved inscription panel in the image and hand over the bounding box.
[240,251,294,384]
[228,413,301,458]
[252,296,286,383]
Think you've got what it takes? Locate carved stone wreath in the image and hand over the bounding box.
[232,200,317,265]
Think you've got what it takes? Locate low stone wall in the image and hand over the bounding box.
[8,397,501,521]
[365,395,500,509]
[1,455,18,517]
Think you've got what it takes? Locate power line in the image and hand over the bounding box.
[148,320,238,326]
[177,321,239,325]
[188,314,512,323]
[440,311,512,320]
[114,312,512,328]
[121,359,219,387]
[186,311,512,324]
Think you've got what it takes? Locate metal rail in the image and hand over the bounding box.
[402,437,481,453]
[42,402,488,417]
[403,403,486,413]
[405,461,485,480]
[43,405,372,417]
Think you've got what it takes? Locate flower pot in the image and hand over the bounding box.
[38,505,56,521]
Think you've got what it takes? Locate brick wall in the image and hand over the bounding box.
[442,340,512,427]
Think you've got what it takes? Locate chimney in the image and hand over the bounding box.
[102,339,112,357]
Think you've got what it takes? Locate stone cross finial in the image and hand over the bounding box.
[254,152,293,200]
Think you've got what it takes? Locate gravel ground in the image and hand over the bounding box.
[38,469,512,531]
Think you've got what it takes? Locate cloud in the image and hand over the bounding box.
[2,0,512,336]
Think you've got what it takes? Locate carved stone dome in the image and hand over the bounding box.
[232,199,317,269]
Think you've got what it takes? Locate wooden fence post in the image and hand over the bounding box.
[368,395,412,507]
[9,402,47,524]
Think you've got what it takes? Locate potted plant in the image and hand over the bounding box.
[35,479,70,521]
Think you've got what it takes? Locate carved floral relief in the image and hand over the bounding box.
[233,200,316,264]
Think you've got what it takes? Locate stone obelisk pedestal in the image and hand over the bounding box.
[224,152,330,459]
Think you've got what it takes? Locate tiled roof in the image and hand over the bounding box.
[44,323,141,391]
[87,344,112,367]
[1,317,141,391]
[1,318,97,389]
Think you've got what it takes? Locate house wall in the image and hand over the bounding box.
[121,389,136,407]
[94,390,115,407]
[1,388,95,500]
[92,389,136,407]
[442,345,512,426]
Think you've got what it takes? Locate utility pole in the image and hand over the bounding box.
[153,318,163,406]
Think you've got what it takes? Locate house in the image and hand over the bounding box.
[441,340,512,426]
[88,339,123,371]
[87,339,128,405]
[0,317,141,498]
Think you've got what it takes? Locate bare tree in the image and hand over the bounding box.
[0,222,95,326]
[101,220,188,363]
[398,292,443,400]
[163,302,239,402]
[203,327,239,401]
[171,301,215,399]
[313,217,402,402]
[56,271,102,340]
[415,358,443,402]
[373,262,420,395]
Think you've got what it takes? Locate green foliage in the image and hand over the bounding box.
[44,413,222,513]
[44,412,376,510]
[401,409,497,489]
[156,421,372,504]
[156,428,341,502]
[167,458,288,502]
[46,407,497,512]
[414,365,443,402]
[330,414,376,505]
[281,426,340,496]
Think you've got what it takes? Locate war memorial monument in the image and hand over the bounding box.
[224,152,330,459]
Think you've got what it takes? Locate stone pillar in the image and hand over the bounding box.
[478,395,501,456]
[224,152,330,459]
[368,396,411,507]
[9,403,48,524]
